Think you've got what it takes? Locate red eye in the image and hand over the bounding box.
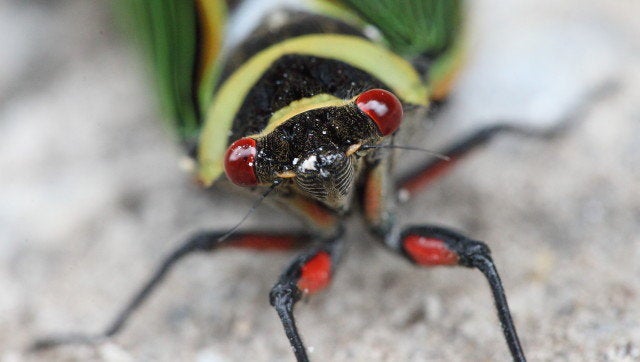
[224,137,258,186]
[356,89,403,136]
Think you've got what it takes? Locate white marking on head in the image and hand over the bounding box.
[300,155,317,171]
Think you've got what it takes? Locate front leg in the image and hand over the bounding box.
[397,225,525,361]
[270,228,345,362]
[261,190,346,361]
[362,156,526,361]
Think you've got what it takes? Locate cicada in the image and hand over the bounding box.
[34,0,530,360]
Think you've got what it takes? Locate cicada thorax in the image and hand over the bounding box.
[216,11,382,141]
[198,9,428,210]
[217,11,366,85]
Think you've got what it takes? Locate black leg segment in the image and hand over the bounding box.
[396,225,526,362]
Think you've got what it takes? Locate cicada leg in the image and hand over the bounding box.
[362,153,526,361]
[396,123,560,199]
[269,229,346,362]
[397,80,618,199]
[32,190,344,362]
[30,230,309,351]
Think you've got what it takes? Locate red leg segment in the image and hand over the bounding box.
[362,148,397,237]
[297,251,333,294]
[222,233,303,250]
[270,230,345,362]
[403,234,459,266]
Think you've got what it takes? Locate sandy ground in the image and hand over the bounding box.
[1,0,639,361]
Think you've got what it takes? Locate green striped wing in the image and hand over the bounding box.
[334,0,463,58]
[114,0,227,142]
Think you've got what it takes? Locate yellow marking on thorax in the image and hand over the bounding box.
[198,34,430,186]
[257,94,347,137]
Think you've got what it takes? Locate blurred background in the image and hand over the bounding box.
[1,0,639,361]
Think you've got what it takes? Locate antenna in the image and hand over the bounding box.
[217,180,281,242]
[361,144,450,161]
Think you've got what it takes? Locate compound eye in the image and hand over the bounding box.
[356,88,403,136]
[224,137,258,186]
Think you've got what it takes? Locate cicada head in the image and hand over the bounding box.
[224,89,403,210]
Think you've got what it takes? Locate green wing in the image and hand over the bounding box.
[331,0,463,58]
[114,0,227,142]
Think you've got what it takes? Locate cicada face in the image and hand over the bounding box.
[224,89,403,210]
